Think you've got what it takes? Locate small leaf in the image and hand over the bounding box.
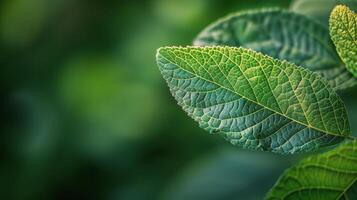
[290,0,357,26]
[156,46,350,154]
[330,5,357,77]
[194,9,357,90]
[266,140,357,200]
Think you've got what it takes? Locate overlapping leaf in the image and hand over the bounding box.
[156,46,350,154]
[330,5,357,77]
[266,140,357,200]
[194,9,357,90]
[290,0,357,26]
[163,149,294,200]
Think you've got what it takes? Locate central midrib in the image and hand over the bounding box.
[159,52,347,138]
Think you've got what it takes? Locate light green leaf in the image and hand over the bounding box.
[330,5,357,77]
[194,9,357,90]
[290,0,357,26]
[156,46,350,154]
[266,140,357,200]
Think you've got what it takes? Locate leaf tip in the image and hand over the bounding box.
[331,4,353,18]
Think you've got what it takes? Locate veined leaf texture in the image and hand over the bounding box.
[156,46,351,154]
[330,5,357,77]
[266,140,357,200]
[194,9,357,90]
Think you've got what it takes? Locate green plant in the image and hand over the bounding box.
[156,3,357,200]
[330,5,357,77]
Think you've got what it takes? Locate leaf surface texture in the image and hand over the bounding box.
[194,9,357,90]
[330,5,357,77]
[156,46,350,154]
[266,140,357,200]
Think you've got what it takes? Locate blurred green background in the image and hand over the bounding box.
[1,0,357,199]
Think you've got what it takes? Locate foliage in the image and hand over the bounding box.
[266,140,357,200]
[157,46,349,154]
[290,0,357,26]
[330,5,357,77]
[156,3,357,200]
[194,9,356,90]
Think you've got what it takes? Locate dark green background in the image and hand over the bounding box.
[1,0,356,199]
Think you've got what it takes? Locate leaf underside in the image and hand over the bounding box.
[194,8,357,90]
[156,46,350,154]
[266,140,357,200]
[330,5,357,77]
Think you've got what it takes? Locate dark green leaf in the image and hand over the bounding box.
[194,9,357,90]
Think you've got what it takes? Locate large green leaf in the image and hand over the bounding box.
[330,5,357,77]
[156,46,350,154]
[290,0,357,26]
[266,140,357,200]
[194,9,357,90]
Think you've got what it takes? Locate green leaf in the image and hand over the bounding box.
[266,140,357,200]
[163,149,294,200]
[156,46,350,154]
[290,0,357,26]
[330,5,357,77]
[194,9,357,90]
